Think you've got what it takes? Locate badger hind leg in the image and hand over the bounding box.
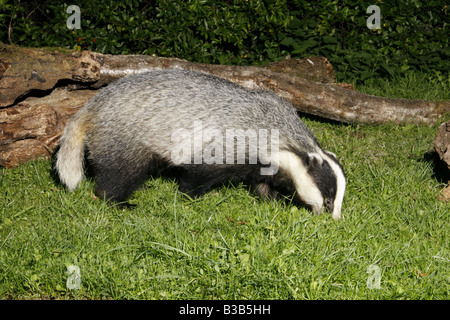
[91,153,161,208]
[93,166,148,208]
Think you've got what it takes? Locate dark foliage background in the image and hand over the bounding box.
[1,0,448,83]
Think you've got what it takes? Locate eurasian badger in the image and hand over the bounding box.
[55,69,346,218]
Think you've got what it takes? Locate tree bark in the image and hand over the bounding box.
[1,42,449,167]
[0,88,97,167]
[434,121,450,170]
[434,120,450,202]
[0,43,101,106]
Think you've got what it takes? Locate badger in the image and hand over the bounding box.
[55,69,346,218]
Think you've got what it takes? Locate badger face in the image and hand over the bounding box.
[276,150,346,219]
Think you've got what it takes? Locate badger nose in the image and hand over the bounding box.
[324,199,334,214]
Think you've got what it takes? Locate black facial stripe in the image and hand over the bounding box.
[307,160,337,201]
[324,150,346,178]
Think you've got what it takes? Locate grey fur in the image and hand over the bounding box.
[55,69,346,217]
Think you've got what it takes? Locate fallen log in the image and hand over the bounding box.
[2,43,448,124]
[1,42,449,167]
[95,54,449,125]
[434,120,450,202]
[0,88,97,167]
[0,43,101,106]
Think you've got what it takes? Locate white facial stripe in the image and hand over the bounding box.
[277,150,324,214]
[319,150,346,219]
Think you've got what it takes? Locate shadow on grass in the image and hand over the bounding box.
[422,150,450,184]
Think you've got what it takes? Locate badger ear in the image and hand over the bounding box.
[302,152,323,168]
[324,150,337,160]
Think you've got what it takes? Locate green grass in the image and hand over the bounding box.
[352,71,450,101]
[1,74,449,300]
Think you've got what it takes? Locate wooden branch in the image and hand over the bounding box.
[0,88,97,167]
[434,120,450,170]
[93,54,448,125]
[0,43,101,106]
[2,43,448,123]
[1,42,449,167]
[434,120,450,202]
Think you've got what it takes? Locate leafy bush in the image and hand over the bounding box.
[282,0,449,81]
[1,0,448,83]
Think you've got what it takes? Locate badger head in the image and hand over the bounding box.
[256,150,346,219]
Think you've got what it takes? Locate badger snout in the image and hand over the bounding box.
[324,198,334,215]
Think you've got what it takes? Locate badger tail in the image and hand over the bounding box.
[55,109,91,191]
